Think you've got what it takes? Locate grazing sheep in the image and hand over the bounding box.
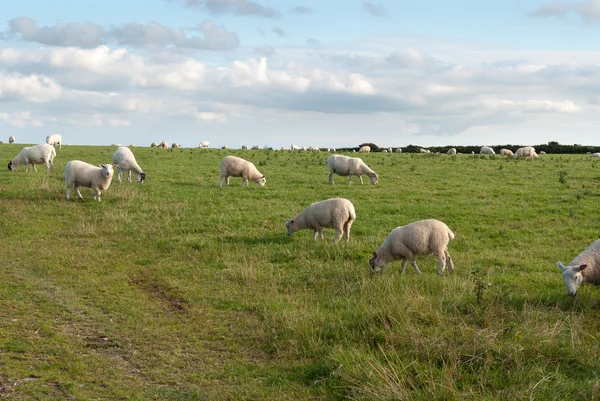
[291,144,300,151]
[222,145,229,150]
[301,146,307,151]
[285,198,356,243]
[514,146,536,159]
[157,141,169,149]
[46,134,62,149]
[218,155,266,187]
[309,145,320,152]
[395,148,402,153]
[64,160,117,201]
[557,239,600,296]
[420,148,430,153]
[500,149,514,157]
[251,145,260,150]
[358,145,371,153]
[447,148,457,155]
[382,149,388,153]
[326,154,378,185]
[369,219,455,275]
[281,146,288,151]
[8,144,56,172]
[129,144,135,148]
[480,146,495,155]
[199,141,210,148]
[112,146,146,183]
[150,142,158,147]
[539,151,547,155]
[387,147,392,153]
[8,136,15,144]
[591,153,600,158]
[171,143,181,148]
[242,145,248,150]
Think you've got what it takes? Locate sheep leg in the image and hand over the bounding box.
[117,170,123,183]
[409,259,422,274]
[93,188,101,201]
[343,220,353,242]
[446,251,454,273]
[218,175,225,187]
[74,185,84,200]
[312,230,319,240]
[400,258,407,273]
[328,171,334,184]
[32,164,38,173]
[65,185,70,200]
[358,175,364,184]
[437,258,446,276]
[334,228,343,243]
[348,174,353,184]
[127,170,132,183]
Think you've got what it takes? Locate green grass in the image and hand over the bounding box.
[2,146,600,399]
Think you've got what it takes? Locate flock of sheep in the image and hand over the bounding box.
[5,138,600,298]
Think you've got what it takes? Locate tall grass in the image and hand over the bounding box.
[1,145,600,399]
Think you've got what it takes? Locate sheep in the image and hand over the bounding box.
[129,144,135,148]
[309,145,320,152]
[150,142,158,147]
[222,145,229,150]
[242,145,249,150]
[382,149,388,153]
[500,148,514,157]
[64,160,117,201]
[251,145,260,150]
[326,154,378,185]
[112,146,146,183]
[557,239,600,296]
[280,146,288,151]
[387,147,392,153]
[447,148,457,155]
[358,145,371,153]
[8,136,15,144]
[539,151,547,155]
[591,153,600,158]
[291,144,300,151]
[157,141,169,149]
[369,219,455,275]
[285,198,356,243]
[218,155,266,187]
[514,146,536,159]
[199,141,210,148]
[8,144,56,172]
[395,148,402,153]
[46,134,62,149]
[301,146,307,151]
[111,143,122,147]
[419,148,430,153]
[171,143,181,148]
[480,146,495,155]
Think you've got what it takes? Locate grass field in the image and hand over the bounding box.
[1,145,600,400]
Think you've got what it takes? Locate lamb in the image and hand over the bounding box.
[218,155,266,187]
[500,149,514,157]
[557,239,600,296]
[199,141,210,148]
[9,136,15,144]
[8,144,56,172]
[369,219,455,275]
[46,134,62,149]
[285,198,356,243]
[514,146,536,159]
[64,160,117,201]
[111,146,146,183]
[326,154,378,185]
[358,145,371,153]
[447,148,457,155]
[480,146,495,155]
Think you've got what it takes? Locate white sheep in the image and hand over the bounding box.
[46,134,62,149]
[241,145,249,150]
[112,146,146,183]
[358,145,371,153]
[150,142,158,147]
[171,143,181,148]
[480,146,495,155]
[8,144,56,172]
[251,145,260,150]
[557,239,600,296]
[326,154,378,185]
[199,141,210,148]
[218,155,266,187]
[539,151,547,155]
[291,144,300,151]
[514,146,536,159]
[157,141,169,149]
[591,152,600,158]
[285,198,356,243]
[309,145,320,152]
[8,136,15,144]
[64,160,117,201]
[369,219,455,275]
[419,148,430,153]
[500,148,514,157]
[447,148,457,155]
[222,145,229,150]
[395,148,402,153]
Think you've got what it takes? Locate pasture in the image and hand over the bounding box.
[1,145,600,400]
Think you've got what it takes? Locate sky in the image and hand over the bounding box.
[2,0,600,149]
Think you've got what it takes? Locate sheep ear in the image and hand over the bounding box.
[99,163,105,168]
[557,262,567,271]
[579,264,588,271]
[112,164,118,169]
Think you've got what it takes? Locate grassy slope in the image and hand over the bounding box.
[1,145,600,400]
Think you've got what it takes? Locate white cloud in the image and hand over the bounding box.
[195,111,227,122]
[532,0,600,22]
[0,73,62,102]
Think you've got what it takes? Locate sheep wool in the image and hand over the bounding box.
[370,219,455,275]
[326,154,378,185]
[8,144,56,173]
[112,146,146,183]
[218,155,266,187]
[64,160,117,201]
[557,239,600,296]
[514,146,536,159]
[285,198,356,243]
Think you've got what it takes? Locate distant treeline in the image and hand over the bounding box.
[331,141,600,154]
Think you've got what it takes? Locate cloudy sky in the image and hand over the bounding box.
[2,0,600,148]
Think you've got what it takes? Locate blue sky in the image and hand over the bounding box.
[2,0,600,148]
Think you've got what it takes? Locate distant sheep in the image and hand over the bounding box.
[514,146,537,159]
[64,160,117,201]
[539,151,547,155]
[8,144,56,172]
[46,134,62,149]
[369,219,455,275]
[326,154,378,185]
[291,144,300,151]
[112,146,145,183]
[150,142,158,148]
[199,141,210,148]
[222,145,229,150]
[395,148,402,153]
[8,136,15,144]
[218,155,266,187]
[480,146,495,155]
[285,198,356,243]
[419,148,430,153]
[251,145,260,150]
[171,143,181,148]
[447,148,457,155]
[157,141,169,149]
[280,146,288,151]
[557,239,600,296]
[591,153,600,158]
[358,145,371,153]
[242,145,248,150]
[500,149,514,157]
[309,145,320,152]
